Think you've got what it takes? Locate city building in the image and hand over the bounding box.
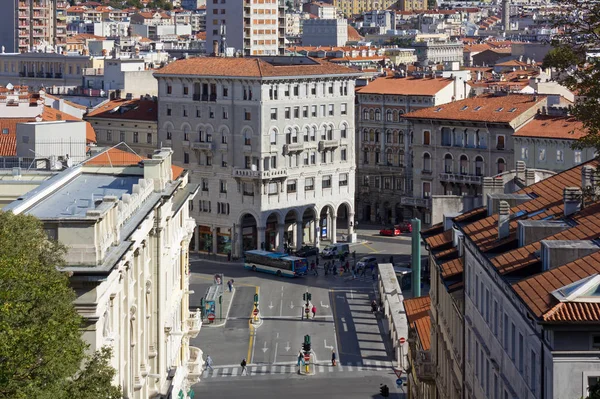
[355,73,471,224]
[86,98,159,158]
[182,0,207,10]
[1,0,68,53]
[2,147,200,399]
[333,0,397,18]
[393,0,427,12]
[302,2,337,19]
[302,19,348,47]
[404,295,435,399]
[0,51,95,92]
[384,48,417,65]
[412,39,464,66]
[206,0,285,56]
[404,93,548,226]
[513,111,595,173]
[361,10,396,32]
[153,56,360,257]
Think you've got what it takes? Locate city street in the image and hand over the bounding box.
[189,234,417,398]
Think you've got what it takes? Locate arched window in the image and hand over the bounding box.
[341,123,348,138]
[369,129,375,142]
[399,131,404,144]
[386,110,393,121]
[393,110,399,122]
[386,130,393,144]
[475,156,484,176]
[369,109,375,120]
[285,128,292,144]
[363,129,369,142]
[423,153,432,172]
[270,129,277,145]
[423,130,431,146]
[183,126,190,141]
[497,158,506,174]
[363,109,369,120]
[243,130,251,146]
[292,128,298,143]
[304,126,310,141]
[327,125,333,140]
[375,109,381,121]
[460,155,469,175]
[444,153,453,173]
[375,130,380,143]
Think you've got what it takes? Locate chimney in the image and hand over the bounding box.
[563,187,582,217]
[582,165,596,190]
[516,160,526,182]
[498,200,510,239]
[483,177,505,215]
[525,169,536,186]
[212,40,219,56]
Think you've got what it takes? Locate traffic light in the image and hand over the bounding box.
[303,335,311,352]
[307,293,312,301]
[254,293,259,303]
[380,384,389,398]
[303,292,312,302]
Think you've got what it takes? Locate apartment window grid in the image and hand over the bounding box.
[305,177,314,191]
[217,202,230,214]
[201,179,209,191]
[219,180,227,193]
[339,173,348,186]
[322,175,332,189]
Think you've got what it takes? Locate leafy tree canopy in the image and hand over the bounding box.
[543,1,600,152]
[0,211,121,399]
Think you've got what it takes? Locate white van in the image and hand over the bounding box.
[322,243,350,258]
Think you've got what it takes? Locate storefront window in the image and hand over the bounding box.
[198,225,212,252]
[217,227,231,254]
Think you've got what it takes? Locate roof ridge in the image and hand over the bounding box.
[542,302,565,321]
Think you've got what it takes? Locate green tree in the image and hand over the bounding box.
[0,212,121,399]
[543,1,600,152]
[586,380,600,399]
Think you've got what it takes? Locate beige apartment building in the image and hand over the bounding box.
[154,56,360,258]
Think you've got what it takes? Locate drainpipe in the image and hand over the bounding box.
[411,218,421,297]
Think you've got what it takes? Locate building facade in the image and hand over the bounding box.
[355,74,471,224]
[2,148,200,399]
[206,0,285,56]
[333,0,396,18]
[1,0,68,53]
[405,94,547,226]
[412,39,464,66]
[154,56,359,258]
[302,19,349,47]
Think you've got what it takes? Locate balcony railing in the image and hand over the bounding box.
[187,309,202,339]
[439,173,483,185]
[318,139,339,151]
[415,350,435,381]
[232,168,288,179]
[191,142,213,151]
[188,346,204,375]
[283,142,303,154]
[401,196,431,208]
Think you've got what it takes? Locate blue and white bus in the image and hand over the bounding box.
[243,250,308,277]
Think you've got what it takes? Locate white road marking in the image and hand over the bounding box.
[319,365,325,373]
[376,361,382,370]
[268,301,274,309]
[212,369,219,377]
[261,366,267,374]
[320,300,329,309]
[202,370,209,378]
[273,342,278,363]
[285,341,291,351]
[337,364,343,371]
[231,367,238,376]
[324,339,333,350]
[347,363,353,371]
[221,368,229,377]
[262,341,268,353]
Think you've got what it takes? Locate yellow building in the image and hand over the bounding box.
[334,0,396,17]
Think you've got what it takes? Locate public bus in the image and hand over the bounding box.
[243,250,308,277]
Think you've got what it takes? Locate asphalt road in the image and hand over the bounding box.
[189,237,415,397]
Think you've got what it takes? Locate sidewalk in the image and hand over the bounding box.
[204,286,236,328]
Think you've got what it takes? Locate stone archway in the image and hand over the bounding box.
[301,207,317,247]
[239,213,258,254]
[284,209,300,252]
[264,212,280,251]
[337,202,355,242]
[319,204,337,244]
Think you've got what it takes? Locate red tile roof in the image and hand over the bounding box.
[514,115,586,140]
[356,76,454,96]
[347,25,363,41]
[441,258,464,279]
[403,94,546,123]
[154,57,359,78]
[404,296,431,351]
[0,119,32,156]
[87,148,184,179]
[85,99,158,122]
[41,107,96,143]
[424,229,452,249]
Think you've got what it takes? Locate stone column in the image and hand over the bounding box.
[212,228,218,254]
[331,213,337,244]
[236,224,243,258]
[348,212,355,236]
[194,226,200,252]
[313,219,320,247]
[258,226,266,251]
[370,202,376,223]
[296,220,303,249]
[277,223,285,252]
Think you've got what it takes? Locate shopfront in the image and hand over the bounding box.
[198,225,212,252]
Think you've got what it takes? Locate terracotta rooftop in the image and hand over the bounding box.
[87,148,184,179]
[403,94,546,124]
[356,76,453,96]
[514,115,586,140]
[154,57,359,78]
[348,25,363,41]
[86,99,158,122]
[41,107,96,144]
[441,258,464,279]
[424,229,452,250]
[460,161,598,253]
[0,118,32,156]
[404,296,431,351]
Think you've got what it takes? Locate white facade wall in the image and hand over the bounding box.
[16,120,87,161]
[302,19,348,47]
[514,137,596,173]
[156,71,357,257]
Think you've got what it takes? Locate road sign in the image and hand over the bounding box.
[207,313,215,322]
[253,308,259,316]
[304,354,310,361]
[399,337,406,345]
[396,379,403,387]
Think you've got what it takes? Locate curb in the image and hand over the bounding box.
[205,287,236,328]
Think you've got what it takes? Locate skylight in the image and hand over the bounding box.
[474,106,483,111]
[460,106,468,111]
[495,107,504,112]
[552,274,600,303]
[434,107,443,112]
[508,108,517,112]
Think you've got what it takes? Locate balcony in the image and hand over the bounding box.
[439,173,483,185]
[188,346,204,376]
[191,142,213,151]
[232,168,288,179]
[401,196,431,208]
[219,143,228,151]
[193,93,201,101]
[283,142,304,154]
[187,309,202,339]
[243,144,252,153]
[318,139,339,151]
[415,350,435,381]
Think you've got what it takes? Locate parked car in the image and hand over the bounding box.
[397,222,412,233]
[322,243,350,258]
[295,245,319,257]
[379,226,401,236]
[356,256,378,269]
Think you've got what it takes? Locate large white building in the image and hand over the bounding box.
[154,56,360,258]
[2,147,200,399]
[206,0,285,56]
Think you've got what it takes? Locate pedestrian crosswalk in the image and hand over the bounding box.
[200,360,392,380]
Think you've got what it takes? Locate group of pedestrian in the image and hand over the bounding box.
[205,355,250,376]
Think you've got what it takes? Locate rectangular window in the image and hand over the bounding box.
[341,148,347,161]
[222,107,228,119]
[328,104,334,116]
[167,107,172,116]
[219,180,227,193]
[530,350,536,393]
[341,103,347,115]
[184,152,189,164]
[311,86,316,95]
[202,179,209,191]
[310,151,316,164]
[511,323,516,360]
[167,85,172,94]
[363,150,369,164]
[120,131,125,142]
[207,156,212,166]
[294,107,299,118]
[311,105,317,117]
[303,106,308,118]
[271,156,277,169]
[221,153,227,167]
[322,175,332,189]
[196,108,201,118]
[223,86,228,97]
[305,177,314,191]
[285,107,291,119]
[539,148,546,161]
[339,173,348,186]
[271,108,277,120]
[320,105,326,117]
[183,86,188,95]
[423,182,431,198]
[497,135,505,150]
[485,288,490,322]
[321,151,327,164]
[243,182,253,196]
[557,149,564,162]
[503,313,509,349]
[293,85,299,96]
[493,300,499,336]
[467,329,472,362]
[147,133,152,144]
[575,150,582,164]
[518,333,524,372]
[268,182,278,195]
[107,130,112,141]
[244,109,251,121]
[284,85,290,97]
[287,180,297,193]
[209,107,214,119]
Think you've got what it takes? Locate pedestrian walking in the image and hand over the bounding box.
[361,265,367,277]
[344,260,350,273]
[205,355,213,371]
[227,279,234,292]
[240,358,248,376]
[352,251,356,264]
[331,349,337,366]
[312,304,317,319]
[389,255,394,264]
[297,350,304,368]
[351,264,356,279]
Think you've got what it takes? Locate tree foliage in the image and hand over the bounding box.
[0,212,121,399]
[586,380,600,399]
[543,1,600,152]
